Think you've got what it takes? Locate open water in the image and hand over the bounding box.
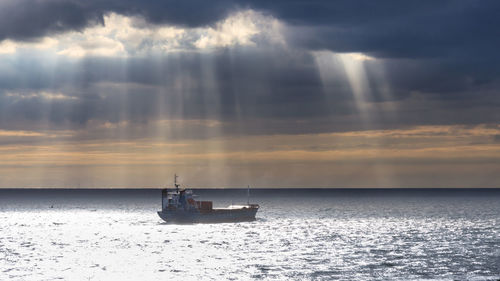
[0,188,499,280]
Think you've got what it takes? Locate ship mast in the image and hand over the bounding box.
[247,185,250,205]
[174,173,180,192]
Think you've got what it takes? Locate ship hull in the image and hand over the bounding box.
[157,207,258,223]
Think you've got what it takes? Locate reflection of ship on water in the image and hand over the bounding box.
[157,174,259,223]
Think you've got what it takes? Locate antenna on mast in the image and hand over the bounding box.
[174,174,180,192]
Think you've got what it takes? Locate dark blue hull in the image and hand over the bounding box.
[157,207,258,223]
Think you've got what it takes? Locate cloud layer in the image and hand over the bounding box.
[0,1,499,187]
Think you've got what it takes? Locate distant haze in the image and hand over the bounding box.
[0,1,499,188]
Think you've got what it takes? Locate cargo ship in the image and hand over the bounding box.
[157,175,259,223]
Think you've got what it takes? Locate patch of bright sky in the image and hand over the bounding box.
[0,10,285,57]
[5,91,78,100]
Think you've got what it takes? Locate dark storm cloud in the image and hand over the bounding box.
[0,0,235,41]
[281,1,500,58]
[0,0,103,41]
[2,0,500,61]
[1,0,500,137]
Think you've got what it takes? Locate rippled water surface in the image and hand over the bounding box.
[1,189,499,280]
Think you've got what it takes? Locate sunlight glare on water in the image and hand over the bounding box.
[0,189,499,280]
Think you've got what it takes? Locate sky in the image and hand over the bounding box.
[0,0,499,188]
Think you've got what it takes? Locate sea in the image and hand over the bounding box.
[0,188,499,281]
